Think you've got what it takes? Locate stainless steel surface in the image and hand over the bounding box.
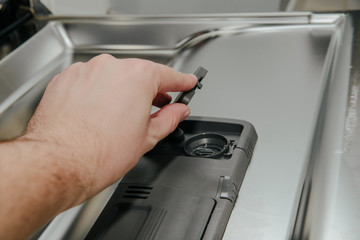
[292,0,360,11]
[108,0,283,14]
[40,0,284,15]
[301,12,360,240]
[290,15,356,240]
[0,23,70,140]
[0,13,356,239]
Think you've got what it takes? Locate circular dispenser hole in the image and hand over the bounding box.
[184,133,229,158]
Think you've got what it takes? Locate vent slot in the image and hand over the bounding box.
[128,185,153,190]
[123,195,148,199]
[123,185,153,199]
[126,190,151,194]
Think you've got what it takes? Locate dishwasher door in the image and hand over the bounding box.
[0,12,355,240]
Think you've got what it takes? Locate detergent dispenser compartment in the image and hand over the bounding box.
[85,117,257,240]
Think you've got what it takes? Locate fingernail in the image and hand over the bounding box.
[186,73,197,81]
[181,109,191,121]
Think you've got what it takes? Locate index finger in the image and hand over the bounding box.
[152,63,198,93]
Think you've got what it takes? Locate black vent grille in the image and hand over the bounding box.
[123,185,153,199]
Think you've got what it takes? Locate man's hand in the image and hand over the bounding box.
[0,55,197,239]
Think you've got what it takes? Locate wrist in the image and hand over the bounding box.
[0,134,93,239]
[18,131,93,209]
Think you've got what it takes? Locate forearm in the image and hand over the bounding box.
[0,136,87,239]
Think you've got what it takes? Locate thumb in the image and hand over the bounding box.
[147,103,190,147]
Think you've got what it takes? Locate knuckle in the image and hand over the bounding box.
[125,58,158,86]
[126,58,152,68]
[64,61,82,72]
[89,53,115,66]
[70,61,85,70]
[147,135,159,149]
[59,62,85,80]
[96,53,115,61]
[127,59,156,77]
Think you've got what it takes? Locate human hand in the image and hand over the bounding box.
[24,54,197,204]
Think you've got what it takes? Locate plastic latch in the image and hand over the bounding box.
[223,140,237,158]
[218,176,238,203]
[174,66,208,105]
